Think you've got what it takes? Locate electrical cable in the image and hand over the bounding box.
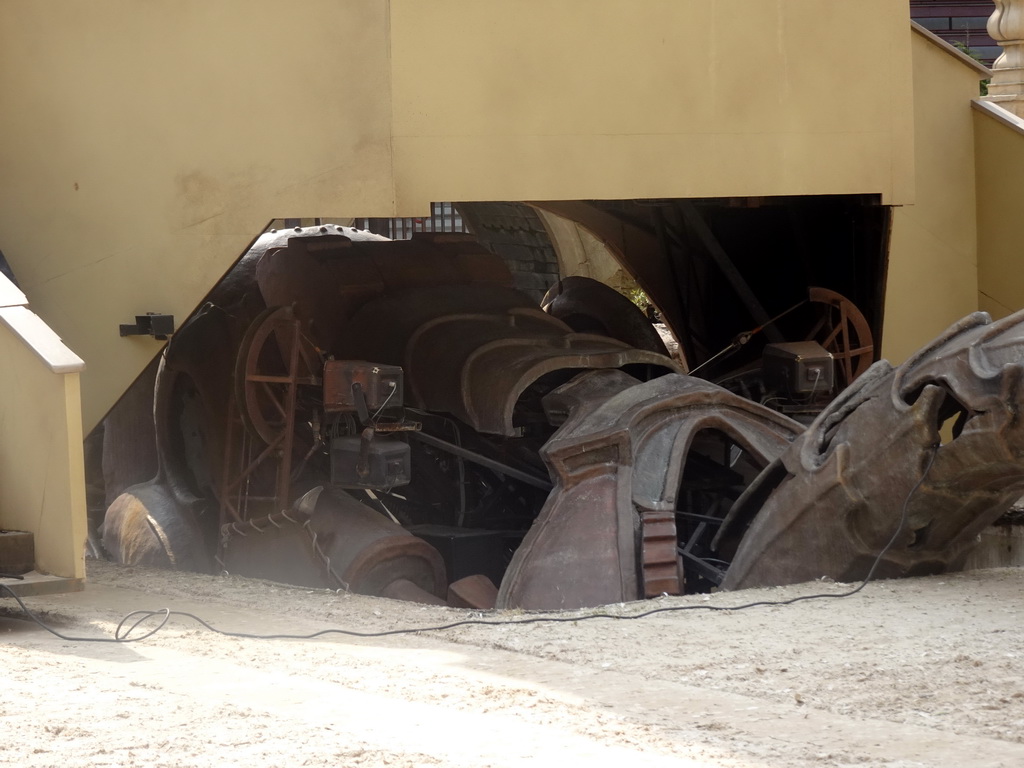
[370,380,398,423]
[0,444,940,644]
[0,591,171,644]
[688,299,809,377]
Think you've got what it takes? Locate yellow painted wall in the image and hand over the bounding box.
[883,29,985,363]
[390,0,915,209]
[974,102,1024,319]
[0,0,394,431]
[0,1,914,431]
[0,306,87,580]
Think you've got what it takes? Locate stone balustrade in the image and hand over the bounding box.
[986,0,1024,117]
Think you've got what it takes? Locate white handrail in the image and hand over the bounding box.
[0,270,27,308]
[0,272,84,373]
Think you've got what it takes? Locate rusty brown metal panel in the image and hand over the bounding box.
[222,491,447,600]
[498,372,802,609]
[337,284,681,436]
[723,310,1024,590]
[640,509,682,597]
[323,361,403,413]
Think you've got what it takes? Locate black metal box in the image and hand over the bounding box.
[330,436,411,488]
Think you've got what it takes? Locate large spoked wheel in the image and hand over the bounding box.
[713,287,874,408]
[234,306,321,446]
[806,287,874,389]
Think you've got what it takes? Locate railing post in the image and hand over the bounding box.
[986,0,1024,117]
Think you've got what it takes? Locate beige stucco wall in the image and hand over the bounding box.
[0,1,914,431]
[533,209,623,285]
[0,0,395,432]
[0,302,87,580]
[974,102,1024,319]
[390,0,915,209]
[883,29,985,364]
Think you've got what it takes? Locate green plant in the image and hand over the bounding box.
[954,41,991,96]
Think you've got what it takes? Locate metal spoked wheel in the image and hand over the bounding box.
[806,286,874,389]
[234,306,321,446]
[714,287,874,409]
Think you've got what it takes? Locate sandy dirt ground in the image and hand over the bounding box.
[2,560,1024,768]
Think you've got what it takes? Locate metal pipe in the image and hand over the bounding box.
[409,431,553,491]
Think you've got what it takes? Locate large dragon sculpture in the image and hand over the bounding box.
[97,226,1024,610]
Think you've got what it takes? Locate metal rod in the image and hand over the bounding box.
[688,298,808,376]
[275,318,302,513]
[409,431,553,491]
[678,511,730,525]
[679,201,785,343]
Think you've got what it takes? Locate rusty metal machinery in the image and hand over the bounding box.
[806,286,874,388]
[709,286,874,423]
[102,226,682,607]
[498,371,804,609]
[220,489,447,602]
[541,276,671,358]
[99,225,1024,612]
[723,310,1024,590]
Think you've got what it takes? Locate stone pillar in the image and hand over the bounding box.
[986,0,1024,117]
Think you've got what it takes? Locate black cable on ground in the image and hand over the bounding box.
[0,445,940,644]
